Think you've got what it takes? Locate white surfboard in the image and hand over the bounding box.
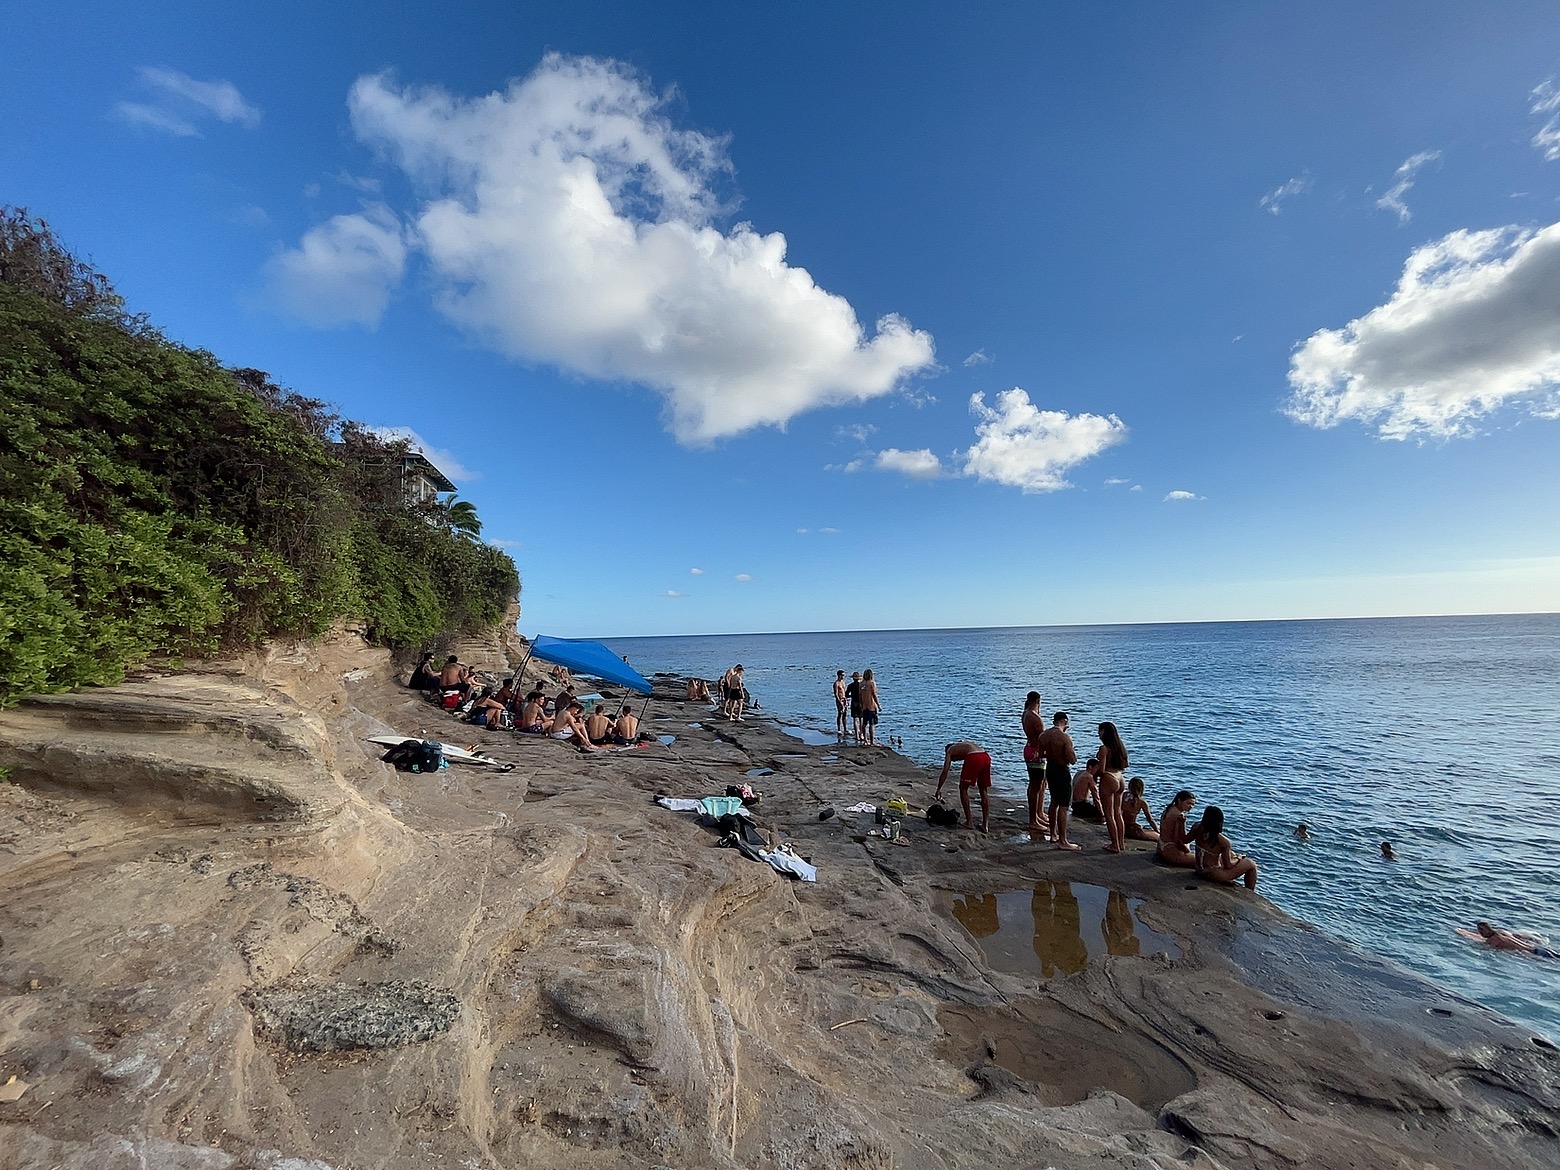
[367,735,516,772]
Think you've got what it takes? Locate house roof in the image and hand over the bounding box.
[403,451,457,494]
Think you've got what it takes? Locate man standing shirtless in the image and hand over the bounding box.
[935,741,993,832]
[1039,712,1080,850]
[833,670,849,739]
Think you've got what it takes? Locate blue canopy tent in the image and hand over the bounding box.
[509,635,655,728]
[524,635,651,693]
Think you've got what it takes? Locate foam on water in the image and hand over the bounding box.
[612,615,1560,1039]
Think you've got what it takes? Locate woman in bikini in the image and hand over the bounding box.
[1122,776,1159,842]
[1192,805,1259,889]
[1095,722,1129,853]
[1156,790,1198,867]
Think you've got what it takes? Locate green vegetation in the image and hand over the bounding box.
[0,208,519,705]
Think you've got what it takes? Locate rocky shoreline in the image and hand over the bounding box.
[1,630,1556,1169]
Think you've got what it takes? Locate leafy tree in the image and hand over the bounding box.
[445,498,483,540]
[0,208,519,705]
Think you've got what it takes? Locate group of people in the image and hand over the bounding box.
[408,653,641,752]
[928,692,1259,890]
[832,669,882,745]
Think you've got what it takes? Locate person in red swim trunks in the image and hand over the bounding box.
[935,741,992,832]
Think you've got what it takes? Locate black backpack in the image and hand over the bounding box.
[382,739,445,773]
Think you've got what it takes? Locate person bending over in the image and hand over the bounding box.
[1192,805,1258,889]
[935,741,992,832]
[1123,776,1160,842]
[1156,791,1199,867]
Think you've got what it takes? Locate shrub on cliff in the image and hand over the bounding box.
[0,208,518,704]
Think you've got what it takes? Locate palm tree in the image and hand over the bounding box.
[445,497,482,540]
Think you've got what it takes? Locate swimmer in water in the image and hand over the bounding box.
[1294,823,1310,841]
[1456,921,1558,959]
[1380,841,1396,860]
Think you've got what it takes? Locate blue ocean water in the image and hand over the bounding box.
[610,615,1560,1040]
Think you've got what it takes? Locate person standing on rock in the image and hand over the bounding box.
[1096,722,1129,854]
[859,669,881,746]
[722,664,745,721]
[934,741,992,832]
[833,670,849,739]
[1040,713,1080,850]
[845,671,862,741]
[1022,692,1047,832]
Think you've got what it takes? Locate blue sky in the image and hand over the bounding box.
[4,1,1558,636]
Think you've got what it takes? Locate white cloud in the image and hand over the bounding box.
[1104,476,1130,486]
[1129,484,1142,492]
[663,589,688,598]
[818,526,840,534]
[1259,175,1312,216]
[900,388,937,408]
[1164,490,1204,502]
[1374,151,1440,224]
[796,527,809,534]
[1287,222,1560,438]
[963,348,993,366]
[836,422,878,443]
[114,102,199,137]
[266,206,407,327]
[488,538,525,550]
[115,67,261,136]
[875,448,944,478]
[318,56,933,442]
[1531,79,1560,160]
[230,204,270,228]
[365,426,477,482]
[689,567,706,575]
[961,388,1127,492]
[734,573,753,582]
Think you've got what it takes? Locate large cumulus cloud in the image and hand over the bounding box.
[270,55,934,443]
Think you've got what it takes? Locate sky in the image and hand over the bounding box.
[4,1,1559,637]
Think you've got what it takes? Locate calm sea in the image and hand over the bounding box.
[609,615,1560,1040]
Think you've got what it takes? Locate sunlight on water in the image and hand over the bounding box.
[614,615,1560,1039]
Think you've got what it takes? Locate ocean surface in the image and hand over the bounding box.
[609,615,1560,1040]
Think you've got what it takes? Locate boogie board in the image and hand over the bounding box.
[367,735,516,772]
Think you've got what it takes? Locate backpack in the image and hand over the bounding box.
[925,803,960,828]
[382,739,446,774]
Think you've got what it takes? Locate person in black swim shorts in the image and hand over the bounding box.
[1038,712,1080,850]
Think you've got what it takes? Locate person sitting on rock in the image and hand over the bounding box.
[549,701,597,751]
[584,704,613,746]
[518,691,548,733]
[1156,790,1200,867]
[1192,805,1259,890]
[614,704,640,745]
[468,690,507,729]
[409,652,441,691]
[1070,759,1103,821]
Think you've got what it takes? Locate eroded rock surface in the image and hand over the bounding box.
[1,632,1556,1169]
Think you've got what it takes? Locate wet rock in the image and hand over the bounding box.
[242,980,460,1052]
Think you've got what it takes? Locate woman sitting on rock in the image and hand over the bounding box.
[1155,790,1199,867]
[1193,805,1259,890]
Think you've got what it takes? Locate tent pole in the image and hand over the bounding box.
[508,641,536,714]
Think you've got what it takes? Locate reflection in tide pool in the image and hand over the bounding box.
[950,882,1180,977]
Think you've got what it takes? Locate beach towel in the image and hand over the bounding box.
[698,796,748,818]
[758,847,817,882]
[655,797,702,812]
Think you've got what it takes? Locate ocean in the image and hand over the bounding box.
[609,614,1560,1041]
